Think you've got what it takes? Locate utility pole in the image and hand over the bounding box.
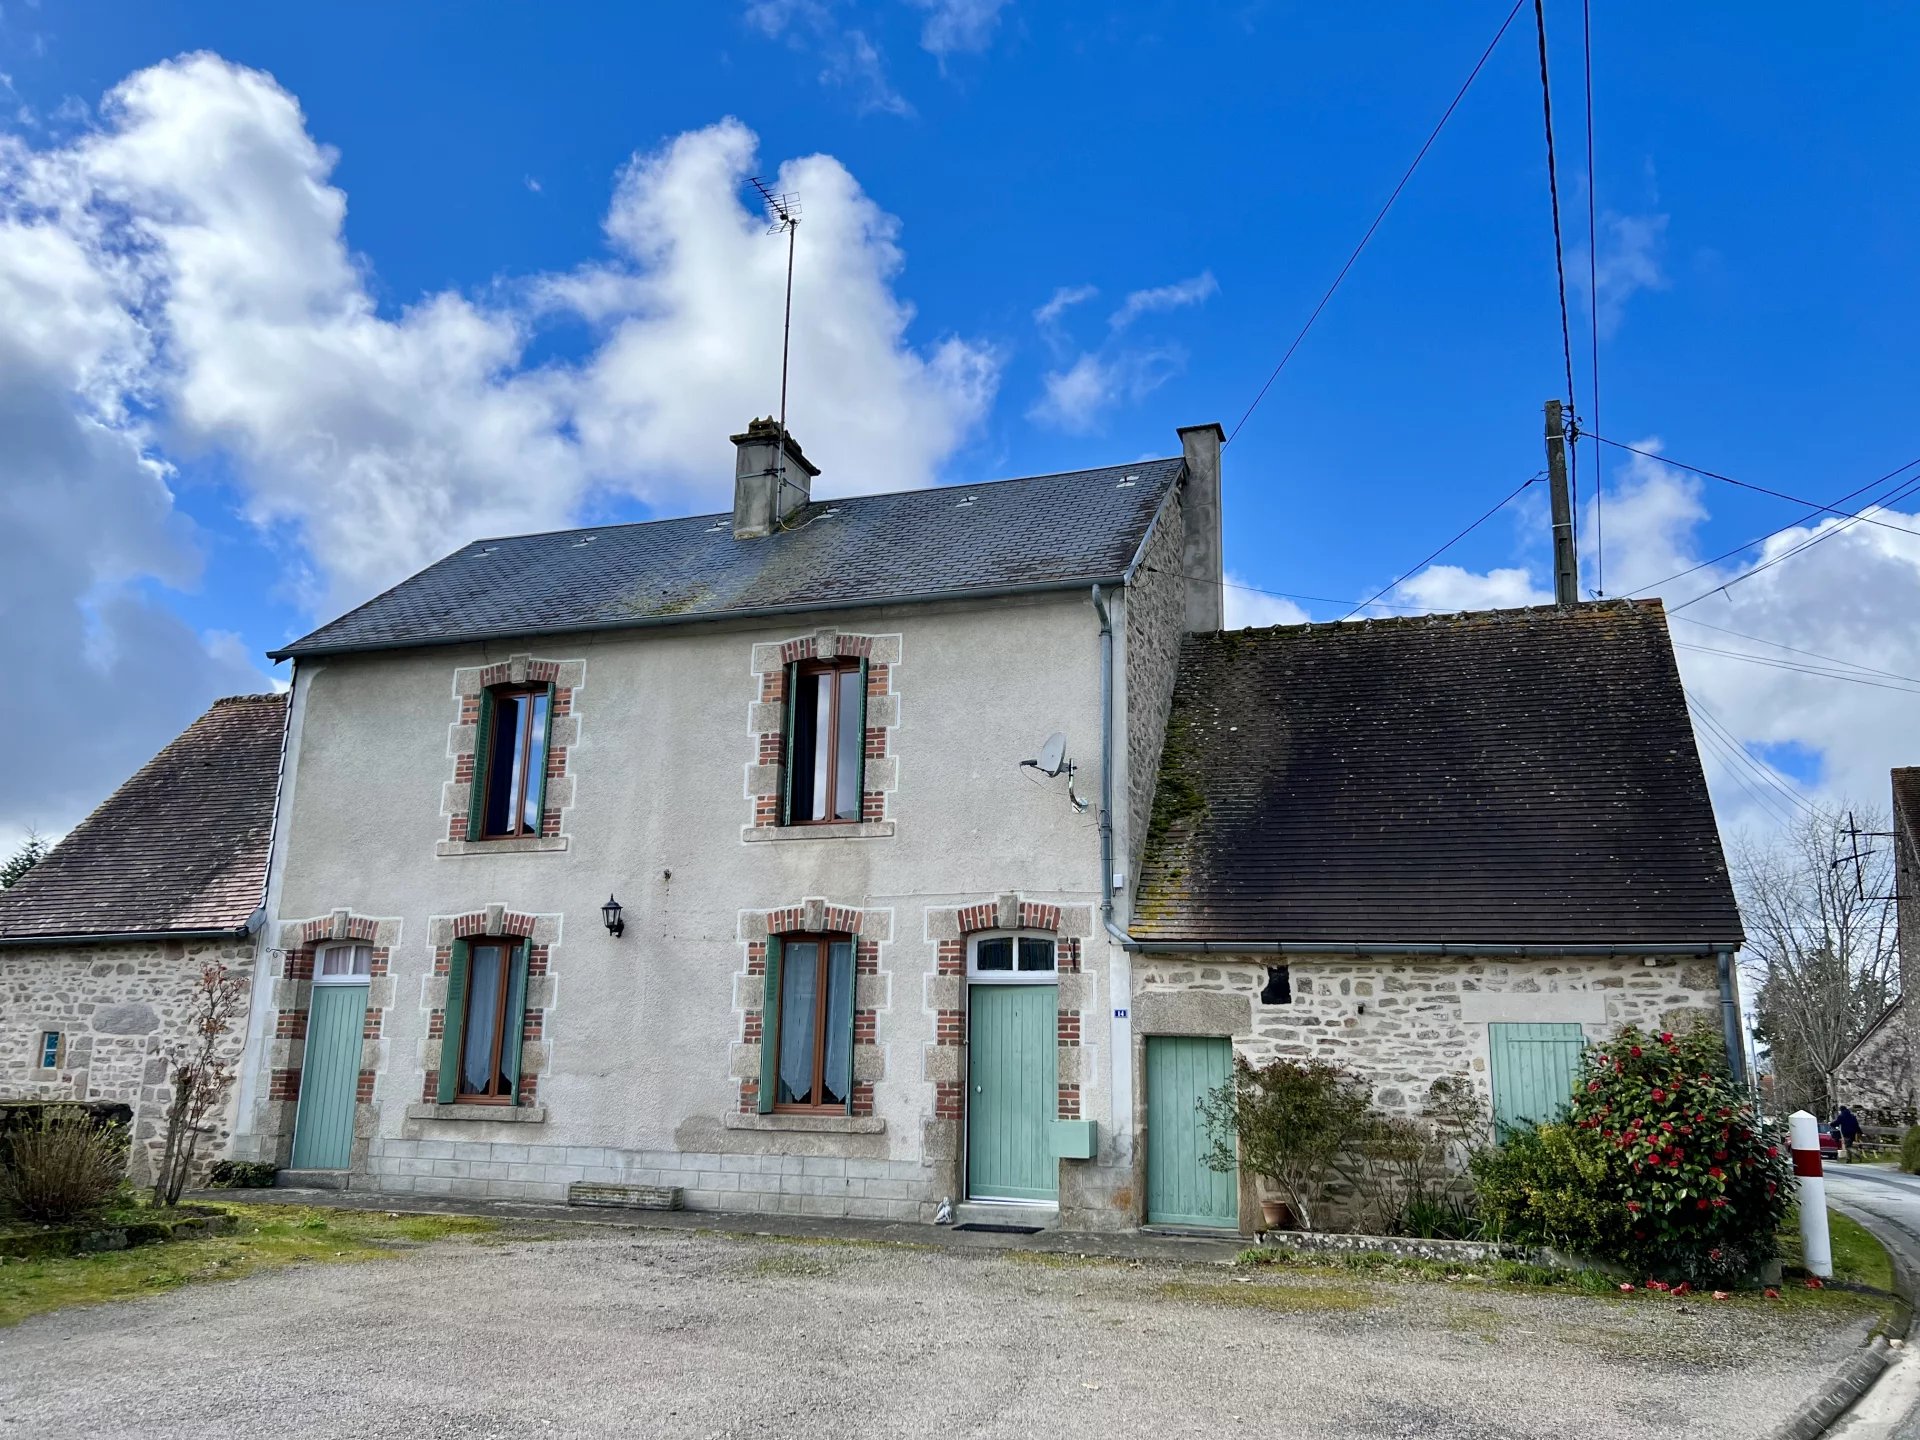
[1544,398,1578,607]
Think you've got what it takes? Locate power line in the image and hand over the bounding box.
[1592,433,1920,538]
[1672,616,1920,688]
[1674,641,1920,695]
[1686,702,1804,829]
[1622,455,1920,600]
[1685,696,1820,819]
[1581,0,1603,596]
[1340,473,1543,620]
[1227,0,1527,445]
[1141,566,1431,616]
[1531,0,1578,416]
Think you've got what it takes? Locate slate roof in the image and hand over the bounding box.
[0,695,287,942]
[1132,601,1743,949]
[272,458,1187,659]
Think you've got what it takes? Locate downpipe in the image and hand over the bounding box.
[1717,948,1747,1085]
[1091,585,1130,949]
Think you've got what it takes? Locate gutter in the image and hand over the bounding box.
[270,575,1126,662]
[0,924,255,950]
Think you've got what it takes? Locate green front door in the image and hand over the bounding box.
[1489,1022,1586,1135]
[967,984,1058,1202]
[1146,1035,1238,1229]
[290,982,369,1170]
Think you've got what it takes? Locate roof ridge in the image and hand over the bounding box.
[459,456,1185,548]
[1211,597,1664,639]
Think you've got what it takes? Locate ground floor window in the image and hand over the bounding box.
[438,939,529,1105]
[762,933,855,1111]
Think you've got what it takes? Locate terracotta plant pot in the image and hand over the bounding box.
[1260,1199,1293,1231]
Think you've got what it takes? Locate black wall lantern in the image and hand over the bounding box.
[601,894,625,938]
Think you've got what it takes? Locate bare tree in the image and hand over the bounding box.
[1733,804,1897,1117]
[151,961,247,1206]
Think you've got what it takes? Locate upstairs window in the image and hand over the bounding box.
[38,1031,61,1068]
[782,660,866,825]
[757,933,856,1113]
[469,685,553,840]
[436,938,530,1106]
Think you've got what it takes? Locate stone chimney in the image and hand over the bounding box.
[1177,422,1225,632]
[731,418,820,539]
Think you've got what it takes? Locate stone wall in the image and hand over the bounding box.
[1837,1001,1915,1128]
[1134,951,1723,1122]
[0,936,257,1184]
[1124,487,1187,877]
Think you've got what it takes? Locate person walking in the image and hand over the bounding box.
[1837,1105,1862,1162]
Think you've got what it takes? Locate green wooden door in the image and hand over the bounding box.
[1146,1036,1238,1229]
[290,983,369,1170]
[1489,1022,1586,1135]
[967,985,1058,1202]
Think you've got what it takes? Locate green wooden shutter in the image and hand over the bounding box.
[757,936,783,1113]
[778,662,799,826]
[531,681,557,834]
[466,688,494,839]
[436,940,471,1104]
[1489,1023,1586,1136]
[842,940,859,1116]
[502,943,530,1105]
[852,657,869,815]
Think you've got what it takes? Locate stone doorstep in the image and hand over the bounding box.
[950,1200,1060,1232]
[275,1169,349,1191]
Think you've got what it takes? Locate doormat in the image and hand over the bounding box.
[952,1222,1043,1235]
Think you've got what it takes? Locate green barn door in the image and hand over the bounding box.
[1489,1023,1586,1136]
[290,982,369,1170]
[966,984,1058,1203]
[1146,1036,1238,1229]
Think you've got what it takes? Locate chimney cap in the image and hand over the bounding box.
[730,417,821,477]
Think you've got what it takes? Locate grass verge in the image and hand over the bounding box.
[0,1203,497,1329]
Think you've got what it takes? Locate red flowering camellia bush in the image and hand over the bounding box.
[1568,1023,1792,1283]
[1476,1021,1792,1283]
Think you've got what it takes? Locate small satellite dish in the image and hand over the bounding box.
[1030,732,1068,778]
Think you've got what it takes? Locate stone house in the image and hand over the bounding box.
[226,420,1225,1231]
[1126,603,1744,1230]
[0,694,288,1183]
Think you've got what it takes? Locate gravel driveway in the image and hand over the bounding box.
[0,1225,1872,1438]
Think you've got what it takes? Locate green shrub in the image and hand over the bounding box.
[205,1160,279,1190]
[1471,1122,1612,1252]
[0,1112,129,1224]
[1400,1192,1483,1241]
[1201,1057,1372,1232]
[1472,1022,1792,1284]
[1900,1126,1920,1175]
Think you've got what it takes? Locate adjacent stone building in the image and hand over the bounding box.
[1127,603,1744,1231]
[0,694,288,1183]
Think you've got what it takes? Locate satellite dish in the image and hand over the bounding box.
[1031,732,1068,778]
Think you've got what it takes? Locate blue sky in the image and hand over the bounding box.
[4,1,1919,843]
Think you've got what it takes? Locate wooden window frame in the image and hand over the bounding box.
[769,930,856,1113]
[314,942,373,985]
[966,932,1057,985]
[456,939,521,1105]
[477,685,550,840]
[782,660,864,827]
[38,1031,60,1068]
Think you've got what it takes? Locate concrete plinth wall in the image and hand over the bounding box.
[239,583,1178,1230]
[0,936,257,1185]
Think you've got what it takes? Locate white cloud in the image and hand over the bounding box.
[1033,282,1096,330]
[1222,574,1309,629]
[1027,347,1178,434]
[1396,565,1549,612]
[743,2,913,116]
[1578,210,1669,339]
[0,55,995,836]
[909,0,1011,56]
[1109,271,1218,331]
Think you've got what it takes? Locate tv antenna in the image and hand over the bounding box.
[749,176,805,506]
[1832,810,1901,902]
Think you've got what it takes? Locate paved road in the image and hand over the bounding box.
[0,1223,1875,1439]
[1825,1167,1920,1440]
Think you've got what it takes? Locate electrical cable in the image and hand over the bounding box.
[1531,0,1578,416]
[1582,0,1603,595]
[1340,473,1543,619]
[1672,616,1920,688]
[1227,0,1528,445]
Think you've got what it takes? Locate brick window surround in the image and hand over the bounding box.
[421,907,555,1107]
[745,632,900,834]
[268,911,399,1116]
[441,655,585,853]
[736,899,891,1116]
[927,896,1088,1123]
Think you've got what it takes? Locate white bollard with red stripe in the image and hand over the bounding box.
[1789,1110,1833,1279]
